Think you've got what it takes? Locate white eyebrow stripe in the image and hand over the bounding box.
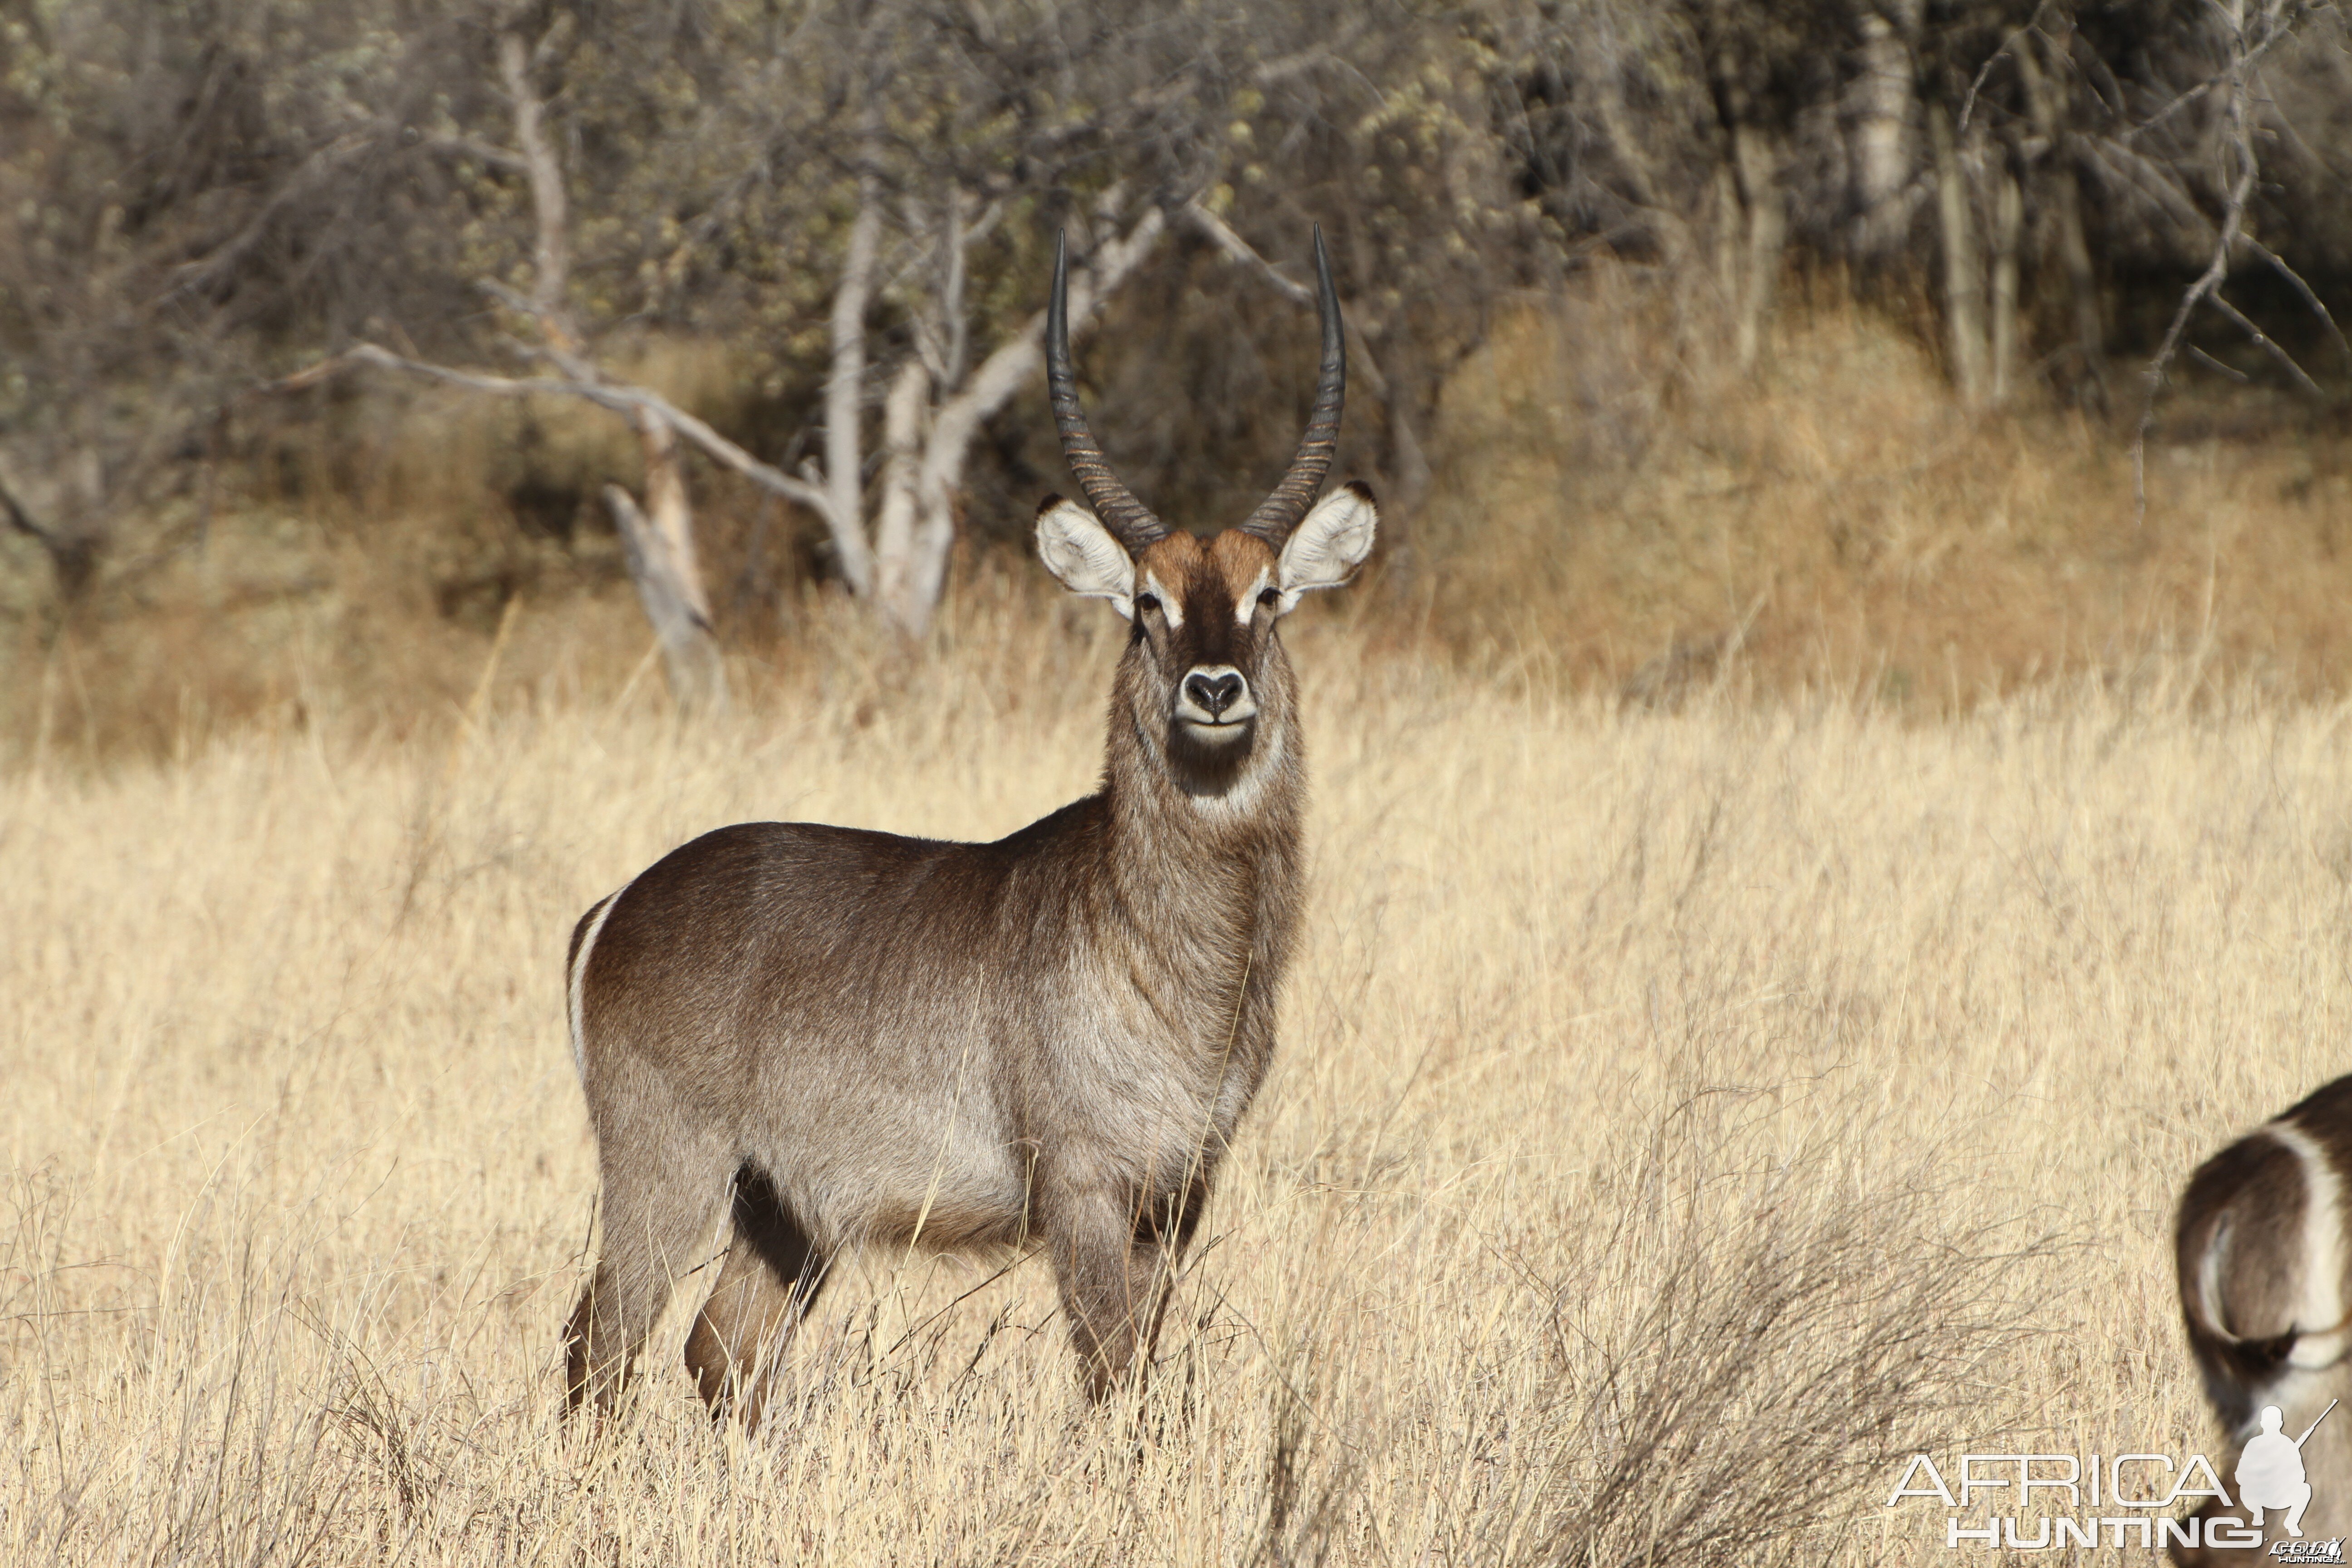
[1145,570,1183,628]
[1237,566,1270,626]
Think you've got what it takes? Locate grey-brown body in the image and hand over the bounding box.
[2171,1076,2352,1562]
[559,228,1376,1424]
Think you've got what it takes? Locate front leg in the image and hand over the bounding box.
[1047,1170,1211,1401]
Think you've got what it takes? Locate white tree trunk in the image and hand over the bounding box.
[1991,163,2022,405]
[606,411,727,715]
[1930,102,1989,407]
[1852,13,1916,259]
[823,167,883,598]
[1729,124,1786,373]
[505,16,722,706]
[872,359,932,635]
[496,29,577,354]
[878,206,1171,641]
[1713,162,1742,326]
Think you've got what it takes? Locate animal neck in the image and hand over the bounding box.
[1101,707,1302,867]
[1096,695,1306,1009]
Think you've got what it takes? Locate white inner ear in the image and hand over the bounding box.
[1275,485,1378,612]
[1035,500,1136,617]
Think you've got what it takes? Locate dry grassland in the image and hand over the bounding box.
[0,600,2345,1564]
[1420,297,2352,701]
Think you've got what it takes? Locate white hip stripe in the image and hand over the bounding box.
[2271,1120,2352,1373]
[568,880,634,1084]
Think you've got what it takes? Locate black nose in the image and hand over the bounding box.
[1186,671,1245,716]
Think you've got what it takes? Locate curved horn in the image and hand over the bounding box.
[1239,225,1345,546]
[1047,230,1166,551]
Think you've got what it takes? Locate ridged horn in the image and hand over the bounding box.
[1238,225,1345,547]
[1047,230,1166,552]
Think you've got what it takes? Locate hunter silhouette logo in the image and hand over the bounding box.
[2235,1400,2333,1539]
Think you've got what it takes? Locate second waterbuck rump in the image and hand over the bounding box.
[2171,1075,2352,1561]
[560,230,1378,1425]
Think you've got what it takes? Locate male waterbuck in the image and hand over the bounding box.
[2172,1075,2352,1561]
[560,230,1376,1426]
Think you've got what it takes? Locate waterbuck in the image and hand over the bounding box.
[559,230,1377,1426]
[2172,1075,2352,1561]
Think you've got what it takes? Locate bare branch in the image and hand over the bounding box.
[871,206,1173,638]
[2242,235,2352,370]
[1182,202,1312,305]
[917,206,1171,505]
[2207,291,2323,397]
[2122,9,2303,144]
[421,134,529,175]
[2132,2,2267,522]
[2189,344,2251,382]
[942,186,970,392]
[2079,135,2214,251]
[0,471,52,548]
[871,358,932,634]
[1179,201,1392,401]
[160,128,382,306]
[262,345,840,527]
[1956,0,2055,139]
[496,26,578,356]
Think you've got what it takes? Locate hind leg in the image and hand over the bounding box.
[563,1105,735,1419]
[683,1167,830,1430]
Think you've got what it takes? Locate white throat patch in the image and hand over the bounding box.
[1183,721,1287,820]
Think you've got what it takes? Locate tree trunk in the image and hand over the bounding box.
[2019,29,2108,411]
[870,205,1169,642]
[607,412,726,715]
[1990,158,2022,405]
[1930,101,1989,407]
[0,475,100,606]
[872,359,932,637]
[2049,157,2107,411]
[823,158,883,598]
[1852,11,1916,260]
[1729,122,1786,373]
[1713,161,1743,331]
[496,29,578,357]
[1382,393,1434,584]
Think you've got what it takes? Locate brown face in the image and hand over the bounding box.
[1034,482,1378,799]
[1121,529,1292,793]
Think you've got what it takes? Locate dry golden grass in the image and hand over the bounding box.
[0,591,2341,1563]
[1417,292,2352,704]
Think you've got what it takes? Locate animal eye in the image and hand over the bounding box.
[1135,592,1161,613]
[1257,588,1280,608]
